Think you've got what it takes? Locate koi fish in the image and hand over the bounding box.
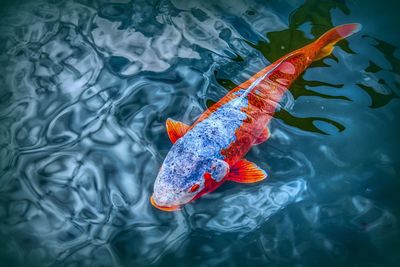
[150,23,361,211]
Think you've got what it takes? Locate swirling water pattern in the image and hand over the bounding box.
[0,0,399,266]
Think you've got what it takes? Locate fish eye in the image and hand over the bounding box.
[189,183,200,193]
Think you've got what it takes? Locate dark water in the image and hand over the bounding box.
[0,0,399,266]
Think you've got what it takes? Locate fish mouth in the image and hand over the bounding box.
[150,195,181,212]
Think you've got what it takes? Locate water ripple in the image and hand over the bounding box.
[0,0,399,266]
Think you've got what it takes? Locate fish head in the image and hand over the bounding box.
[151,140,229,211]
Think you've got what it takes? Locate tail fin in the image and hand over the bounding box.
[314,23,361,61]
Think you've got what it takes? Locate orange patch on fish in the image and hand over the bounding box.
[150,196,180,211]
[278,62,296,74]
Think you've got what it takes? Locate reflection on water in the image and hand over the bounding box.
[0,0,399,266]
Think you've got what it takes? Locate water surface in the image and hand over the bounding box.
[0,0,399,266]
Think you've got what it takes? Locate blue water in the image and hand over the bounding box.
[0,0,399,266]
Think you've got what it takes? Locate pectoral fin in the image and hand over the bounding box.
[254,127,270,145]
[166,118,190,143]
[226,159,267,183]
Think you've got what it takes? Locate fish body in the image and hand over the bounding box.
[151,23,361,211]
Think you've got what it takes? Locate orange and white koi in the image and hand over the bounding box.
[151,23,361,211]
